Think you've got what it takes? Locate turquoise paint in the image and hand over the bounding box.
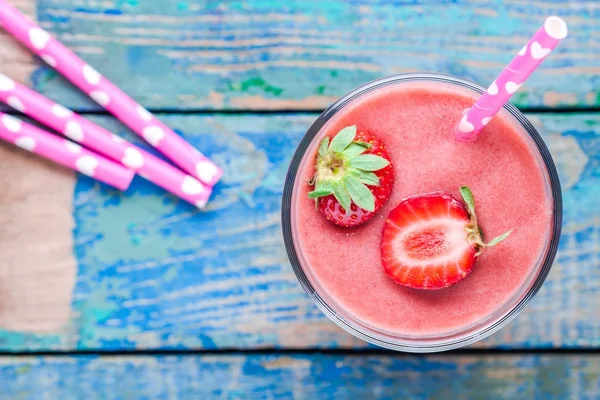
[24,1,598,111]
[0,113,598,351]
[0,2,597,397]
[535,115,600,226]
[66,114,316,351]
[0,355,598,399]
[0,330,62,351]
[229,78,284,96]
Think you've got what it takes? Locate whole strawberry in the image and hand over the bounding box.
[308,125,394,227]
[381,186,512,290]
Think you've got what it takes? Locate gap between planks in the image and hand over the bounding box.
[0,347,599,358]
[2,107,600,117]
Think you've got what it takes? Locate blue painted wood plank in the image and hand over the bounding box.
[0,354,599,399]
[1,0,598,111]
[0,112,598,351]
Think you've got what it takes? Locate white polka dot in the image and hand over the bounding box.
[481,117,492,126]
[121,147,144,169]
[90,90,110,106]
[65,140,82,153]
[29,27,50,50]
[487,81,499,96]
[196,160,220,183]
[518,44,527,56]
[52,104,73,118]
[181,175,205,195]
[7,96,25,112]
[195,198,208,209]
[136,104,152,121]
[111,134,125,143]
[505,81,522,94]
[0,74,15,91]
[458,115,474,133]
[75,156,98,176]
[15,136,36,152]
[41,54,57,67]
[1,114,22,133]
[82,64,101,85]
[544,16,568,40]
[64,121,84,142]
[142,126,165,147]
[530,41,551,60]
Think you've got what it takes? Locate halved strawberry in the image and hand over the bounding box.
[308,125,394,227]
[381,187,511,290]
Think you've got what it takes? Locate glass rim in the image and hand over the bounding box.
[281,72,563,353]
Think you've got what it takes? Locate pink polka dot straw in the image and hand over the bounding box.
[0,74,212,209]
[455,16,568,141]
[0,112,135,190]
[0,0,222,187]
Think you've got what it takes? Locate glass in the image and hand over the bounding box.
[281,73,562,353]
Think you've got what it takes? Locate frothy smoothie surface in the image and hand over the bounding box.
[292,81,552,337]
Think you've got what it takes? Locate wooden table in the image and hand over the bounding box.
[0,1,599,398]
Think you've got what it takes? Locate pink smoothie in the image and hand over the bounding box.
[291,80,553,337]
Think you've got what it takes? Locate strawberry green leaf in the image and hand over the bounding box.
[459,186,477,218]
[349,154,390,171]
[309,180,334,206]
[344,176,375,212]
[318,137,330,157]
[349,170,379,186]
[332,181,352,212]
[460,186,513,250]
[485,229,512,247]
[342,143,370,159]
[316,179,333,193]
[356,171,380,186]
[354,141,373,149]
[330,125,357,153]
[308,189,333,199]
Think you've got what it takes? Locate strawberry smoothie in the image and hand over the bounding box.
[284,75,560,349]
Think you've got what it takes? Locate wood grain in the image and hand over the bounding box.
[0,143,76,332]
[0,0,77,331]
[0,0,36,83]
[0,0,597,111]
[0,112,597,351]
[0,354,598,399]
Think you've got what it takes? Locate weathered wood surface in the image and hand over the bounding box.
[0,0,598,111]
[0,0,35,82]
[0,354,598,399]
[0,112,597,351]
[0,143,76,332]
[0,1,598,398]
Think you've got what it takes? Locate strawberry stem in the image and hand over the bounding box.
[484,229,513,247]
[460,185,512,255]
